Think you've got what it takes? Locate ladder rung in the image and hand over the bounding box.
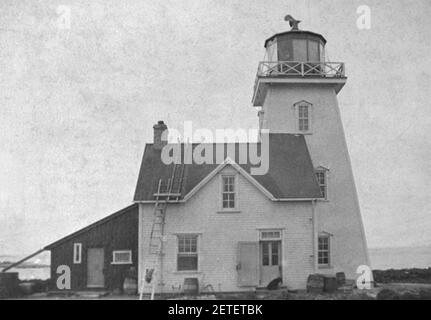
[153,193,181,197]
[149,173,184,258]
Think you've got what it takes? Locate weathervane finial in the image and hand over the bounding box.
[284,14,301,31]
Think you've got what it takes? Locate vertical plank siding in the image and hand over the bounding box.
[48,205,139,291]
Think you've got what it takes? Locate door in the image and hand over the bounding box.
[237,242,259,287]
[87,248,105,288]
[260,241,281,287]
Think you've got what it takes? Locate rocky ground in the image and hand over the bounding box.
[8,283,431,300]
[5,268,431,300]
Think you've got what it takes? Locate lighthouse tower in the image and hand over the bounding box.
[253,18,371,279]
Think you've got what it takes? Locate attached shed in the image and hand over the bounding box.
[45,204,139,292]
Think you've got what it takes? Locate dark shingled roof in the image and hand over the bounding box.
[44,204,138,250]
[133,134,322,201]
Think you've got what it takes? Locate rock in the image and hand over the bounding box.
[418,288,431,300]
[400,291,419,300]
[197,295,216,300]
[376,288,400,300]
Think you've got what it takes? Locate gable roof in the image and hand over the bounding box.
[182,157,275,202]
[133,134,322,202]
[44,204,138,250]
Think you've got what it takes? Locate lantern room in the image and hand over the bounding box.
[252,16,347,107]
[264,30,326,63]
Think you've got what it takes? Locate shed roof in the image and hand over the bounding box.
[44,204,138,250]
[133,134,322,202]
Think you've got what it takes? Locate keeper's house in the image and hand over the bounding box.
[45,204,138,291]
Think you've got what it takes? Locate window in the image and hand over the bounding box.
[292,39,307,61]
[315,170,327,199]
[298,105,309,131]
[319,43,325,62]
[112,250,132,264]
[318,236,330,267]
[294,101,312,133]
[73,243,82,264]
[260,230,282,241]
[177,235,198,271]
[308,40,320,62]
[261,242,281,266]
[222,175,236,210]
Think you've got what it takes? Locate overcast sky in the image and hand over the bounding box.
[1,0,430,256]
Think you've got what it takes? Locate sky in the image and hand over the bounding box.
[0,0,430,257]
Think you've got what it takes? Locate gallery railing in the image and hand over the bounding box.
[256,61,345,78]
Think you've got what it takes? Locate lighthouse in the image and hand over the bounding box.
[253,17,371,279]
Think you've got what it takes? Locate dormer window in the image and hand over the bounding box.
[294,100,313,133]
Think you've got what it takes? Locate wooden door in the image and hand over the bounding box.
[237,242,259,287]
[87,248,105,288]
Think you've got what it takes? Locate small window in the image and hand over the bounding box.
[112,250,132,264]
[177,235,198,271]
[318,236,330,267]
[260,230,282,241]
[315,170,327,199]
[73,243,82,264]
[298,105,309,131]
[294,101,312,133]
[222,175,236,210]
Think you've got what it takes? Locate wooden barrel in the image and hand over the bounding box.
[19,282,35,295]
[336,272,346,286]
[123,277,138,295]
[183,278,199,295]
[0,272,20,298]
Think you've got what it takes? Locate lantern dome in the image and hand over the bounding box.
[264,30,326,63]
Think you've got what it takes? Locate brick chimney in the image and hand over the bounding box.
[153,120,168,150]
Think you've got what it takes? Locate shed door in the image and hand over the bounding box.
[87,248,105,288]
[237,242,259,287]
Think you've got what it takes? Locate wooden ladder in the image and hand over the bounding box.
[139,162,185,300]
